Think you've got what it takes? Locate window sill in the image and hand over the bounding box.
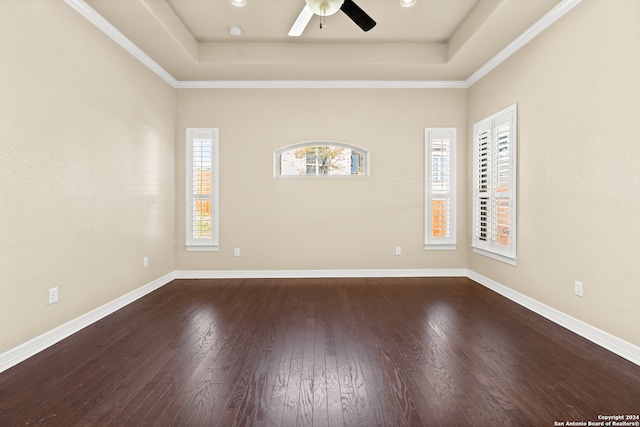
[472,246,517,266]
[186,245,219,252]
[424,244,457,251]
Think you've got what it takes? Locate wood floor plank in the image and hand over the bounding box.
[280,375,302,426]
[324,353,344,427]
[230,310,284,426]
[264,384,287,427]
[1,277,640,426]
[312,324,329,427]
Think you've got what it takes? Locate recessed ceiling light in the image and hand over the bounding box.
[400,0,416,7]
[229,26,243,37]
[230,0,246,7]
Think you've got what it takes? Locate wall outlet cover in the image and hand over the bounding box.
[49,288,59,304]
[574,281,584,297]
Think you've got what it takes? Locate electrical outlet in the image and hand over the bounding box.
[395,246,402,256]
[234,248,241,257]
[143,257,149,268]
[574,281,584,297]
[49,287,59,304]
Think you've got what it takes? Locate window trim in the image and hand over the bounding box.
[274,141,370,178]
[471,104,517,264]
[186,128,219,252]
[424,128,457,250]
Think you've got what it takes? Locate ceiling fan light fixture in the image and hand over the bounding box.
[305,0,344,17]
[400,0,416,7]
[229,0,246,7]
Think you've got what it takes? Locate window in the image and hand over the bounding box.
[275,142,368,177]
[425,128,456,250]
[472,105,517,264]
[186,128,218,251]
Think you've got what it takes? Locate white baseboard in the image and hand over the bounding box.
[2,268,638,375]
[174,268,468,279]
[467,270,640,366]
[0,271,176,374]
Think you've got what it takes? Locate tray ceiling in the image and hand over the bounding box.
[79,0,569,82]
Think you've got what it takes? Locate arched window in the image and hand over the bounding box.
[275,142,369,177]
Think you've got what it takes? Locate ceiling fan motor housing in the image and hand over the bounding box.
[305,0,345,16]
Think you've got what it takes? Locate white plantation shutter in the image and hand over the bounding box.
[186,128,219,251]
[472,105,517,263]
[425,128,456,250]
[475,124,491,245]
[494,115,513,250]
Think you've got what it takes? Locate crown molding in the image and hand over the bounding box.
[63,0,178,87]
[65,0,582,89]
[465,0,583,87]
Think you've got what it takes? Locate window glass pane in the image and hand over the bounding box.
[192,138,213,240]
[495,198,511,247]
[277,143,367,176]
[192,199,211,239]
[425,128,456,249]
[350,154,360,175]
[495,123,511,193]
[431,198,448,237]
[186,128,218,250]
[472,105,516,262]
[431,138,450,192]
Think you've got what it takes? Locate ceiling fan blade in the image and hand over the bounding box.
[340,0,376,32]
[288,5,314,36]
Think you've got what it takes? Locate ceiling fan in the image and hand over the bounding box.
[288,0,376,36]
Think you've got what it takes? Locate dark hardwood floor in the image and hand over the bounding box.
[1,277,639,426]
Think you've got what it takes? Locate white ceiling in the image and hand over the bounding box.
[78,0,570,82]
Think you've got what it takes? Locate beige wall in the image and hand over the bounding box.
[467,0,640,346]
[0,1,176,353]
[175,89,468,271]
[3,0,638,360]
